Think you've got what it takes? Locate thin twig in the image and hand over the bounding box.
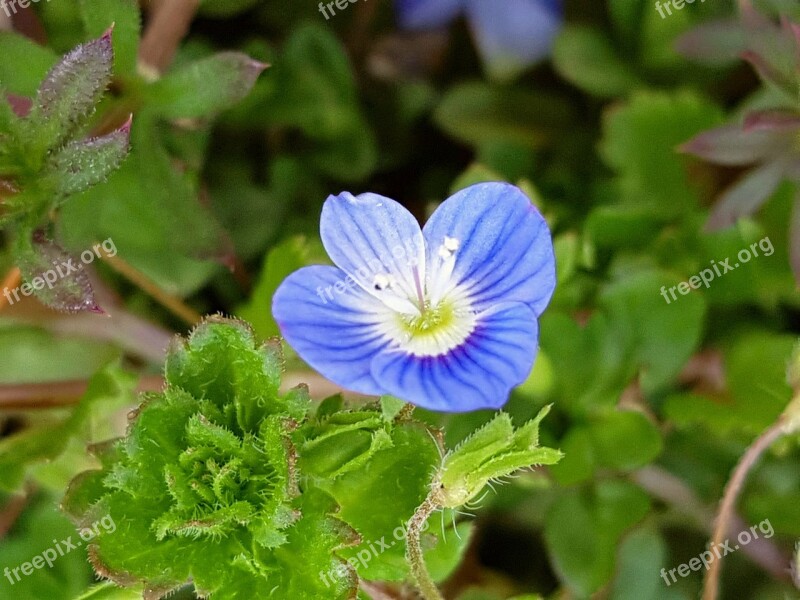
[633,466,790,581]
[138,0,200,76]
[100,253,202,326]
[0,492,29,539]
[360,581,402,600]
[702,420,789,600]
[0,267,21,311]
[0,375,164,410]
[0,372,368,410]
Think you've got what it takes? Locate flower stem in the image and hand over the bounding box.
[406,490,444,600]
[702,408,799,600]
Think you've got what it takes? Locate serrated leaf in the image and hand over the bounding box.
[65,318,358,599]
[15,232,100,314]
[438,406,562,508]
[30,31,114,150]
[148,52,266,119]
[46,118,131,197]
[317,422,445,582]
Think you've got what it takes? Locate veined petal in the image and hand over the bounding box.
[272,265,394,396]
[396,0,463,29]
[422,182,555,316]
[371,303,539,412]
[321,192,426,314]
[465,0,562,79]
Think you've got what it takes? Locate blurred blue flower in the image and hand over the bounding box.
[396,0,563,79]
[273,183,556,412]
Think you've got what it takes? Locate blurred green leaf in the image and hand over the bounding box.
[148,53,266,119]
[238,236,310,339]
[435,83,575,148]
[553,26,641,98]
[0,33,58,97]
[544,481,651,596]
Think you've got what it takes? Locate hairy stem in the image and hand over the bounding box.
[702,419,790,600]
[406,490,444,600]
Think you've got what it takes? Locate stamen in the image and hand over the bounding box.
[373,274,392,291]
[438,236,460,259]
[411,266,426,315]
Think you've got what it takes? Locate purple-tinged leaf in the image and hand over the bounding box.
[679,123,789,166]
[47,116,132,197]
[743,110,800,133]
[15,231,102,314]
[706,159,788,230]
[32,29,114,148]
[791,191,800,286]
[147,52,268,119]
[674,19,747,66]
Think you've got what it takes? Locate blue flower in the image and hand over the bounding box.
[396,0,563,79]
[272,183,556,413]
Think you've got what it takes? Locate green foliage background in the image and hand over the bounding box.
[1,0,800,599]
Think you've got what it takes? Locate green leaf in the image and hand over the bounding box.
[65,317,358,599]
[435,83,575,148]
[600,90,723,217]
[600,269,707,393]
[263,24,360,139]
[29,31,114,151]
[0,362,136,493]
[46,118,131,197]
[608,526,673,600]
[14,232,100,314]
[57,111,228,296]
[0,323,117,383]
[78,0,141,76]
[148,52,266,119]
[237,236,310,339]
[438,406,562,508]
[553,26,641,98]
[0,498,93,600]
[314,421,450,582]
[0,33,59,96]
[72,582,143,600]
[544,481,651,596]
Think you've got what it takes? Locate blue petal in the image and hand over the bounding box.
[321,192,426,313]
[371,303,539,412]
[272,265,392,396]
[396,0,463,29]
[423,182,555,316]
[465,0,563,79]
